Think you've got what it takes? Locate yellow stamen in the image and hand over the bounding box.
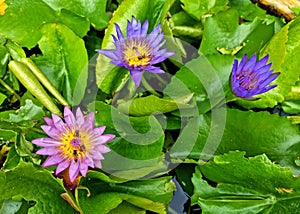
[123,39,152,67]
[59,130,90,161]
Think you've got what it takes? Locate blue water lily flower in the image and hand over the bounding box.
[231,54,280,99]
[98,16,175,87]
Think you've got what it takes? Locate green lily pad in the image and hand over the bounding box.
[192,151,300,213]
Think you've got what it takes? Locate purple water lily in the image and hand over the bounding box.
[32,107,115,184]
[98,16,175,87]
[231,54,280,99]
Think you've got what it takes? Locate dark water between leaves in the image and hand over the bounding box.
[168,177,201,214]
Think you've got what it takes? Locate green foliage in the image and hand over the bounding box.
[96,0,175,94]
[78,175,175,214]
[42,0,109,29]
[0,161,77,213]
[0,0,89,48]
[192,151,300,213]
[33,23,88,105]
[238,16,300,108]
[1,0,300,213]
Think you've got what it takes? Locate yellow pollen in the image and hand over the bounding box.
[123,40,152,67]
[59,130,90,161]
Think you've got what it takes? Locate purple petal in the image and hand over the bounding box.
[236,54,248,73]
[151,51,175,64]
[146,66,165,74]
[254,55,269,70]
[69,160,80,182]
[258,73,279,87]
[98,49,119,60]
[115,23,124,41]
[241,54,257,73]
[130,70,143,87]
[141,19,149,36]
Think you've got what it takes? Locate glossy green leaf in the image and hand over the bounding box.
[33,23,88,105]
[8,99,44,123]
[93,101,166,178]
[189,108,300,174]
[0,45,9,76]
[164,55,230,114]
[97,0,175,94]
[8,61,61,115]
[0,161,77,213]
[199,8,274,56]
[192,151,300,213]
[0,0,89,48]
[2,144,20,170]
[117,94,193,116]
[180,0,228,20]
[78,176,175,214]
[43,0,109,29]
[228,0,283,24]
[0,92,6,105]
[109,201,145,214]
[0,199,22,214]
[238,16,300,108]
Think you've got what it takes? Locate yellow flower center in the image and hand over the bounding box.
[60,130,90,161]
[0,0,8,15]
[123,39,152,67]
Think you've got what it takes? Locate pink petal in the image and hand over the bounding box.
[43,117,54,126]
[64,106,76,127]
[95,126,106,136]
[84,155,95,168]
[36,147,60,155]
[92,134,115,145]
[55,159,71,175]
[42,155,64,167]
[94,160,102,168]
[41,125,62,140]
[32,138,62,147]
[81,112,95,131]
[79,160,88,177]
[90,151,105,160]
[69,160,80,182]
[75,108,84,129]
[52,114,68,131]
